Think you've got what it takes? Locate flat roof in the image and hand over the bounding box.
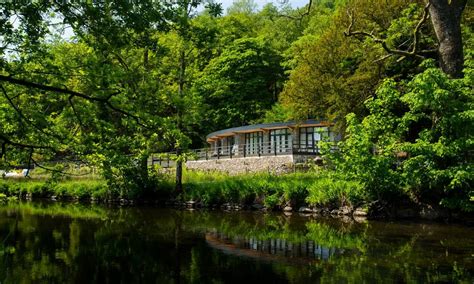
[206,119,332,141]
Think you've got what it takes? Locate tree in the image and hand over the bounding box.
[280,0,472,125]
[428,0,467,78]
[0,2,186,198]
[155,0,222,193]
[286,0,469,78]
[327,58,473,211]
[0,1,171,157]
[227,0,258,15]
[344,0,468,78]
[195,37,283,132]
[281,0,414,122]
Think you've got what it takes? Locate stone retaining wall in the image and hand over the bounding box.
[186,155,295,175]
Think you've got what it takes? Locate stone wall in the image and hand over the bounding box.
[186,155,295,175]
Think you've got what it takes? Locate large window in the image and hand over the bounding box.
[245,132,263,155]
[270,129,292,153]
[220,136,234,154]
[298,127,330,151]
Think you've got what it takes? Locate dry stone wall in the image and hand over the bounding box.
[186,155,295,175]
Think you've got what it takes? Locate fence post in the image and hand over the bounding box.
[230,146,233,159]
[217,147,220,160]
[258,144,261,157]
[167,154,170,168]
[243,144,246,158]
[274,141,277,156]
[206,149,208,160]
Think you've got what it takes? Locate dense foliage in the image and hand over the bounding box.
[0,0,472,213]
[325,58,473,211]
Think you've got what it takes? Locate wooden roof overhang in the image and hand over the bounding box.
[206,119,334,142]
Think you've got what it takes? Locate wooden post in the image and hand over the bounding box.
[243,144,246,158]
[205,149,208,160]
[175,149,183,193]
[274,141,277,156]
[217,147,220,160]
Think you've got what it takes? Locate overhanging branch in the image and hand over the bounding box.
[1,84,64,140]
[344,1,432,62]
[0,134,52,150]
[278,0,313,20]
[0,74,150,128]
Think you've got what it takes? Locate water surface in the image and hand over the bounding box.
[0,202,472,283]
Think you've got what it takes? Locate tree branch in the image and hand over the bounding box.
[0,142,5,160]
[0,74,104,101]
[344,2,432,62]
[413,1,431,54]
[68,95,85,130]
[0,134,52,150]
[0,74,150,128]
[277,0,313,24]
[1,84,63,140]
[30,158,93,177]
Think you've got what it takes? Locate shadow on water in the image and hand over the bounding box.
[0,201,473,283]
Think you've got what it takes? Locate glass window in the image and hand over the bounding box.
[315,127,329,141]
[270,128,292,153]
[245,132,263,155]
[220,136,235,154]
[299,127,315,150]
[299,126,332,152]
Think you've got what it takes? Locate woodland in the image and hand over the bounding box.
[0,0,472,213]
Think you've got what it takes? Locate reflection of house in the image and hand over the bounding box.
[205,231,340,263]
[185,120,340,174]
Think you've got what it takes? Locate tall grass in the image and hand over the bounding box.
[0,179,109,200]
[179,169,365,208]
[1,168,367,208]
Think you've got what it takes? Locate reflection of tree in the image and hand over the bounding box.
[0,203,472,283]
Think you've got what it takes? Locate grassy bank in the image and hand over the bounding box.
[179,170,366,209]
[0,179,109,200]
[0,169,366,210]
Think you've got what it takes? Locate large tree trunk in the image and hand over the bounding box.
[429,0,467,78]
[175,47,186,194]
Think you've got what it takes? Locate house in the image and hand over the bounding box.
[185,119,340,174]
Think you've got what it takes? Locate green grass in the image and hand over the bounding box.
[1,168,368,208]
[178,169,366,208]
[0,179,109,200]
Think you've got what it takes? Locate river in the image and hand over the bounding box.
[0,201,472,283]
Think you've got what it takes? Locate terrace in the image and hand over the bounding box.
[194,119,338,160]
[152,120,340,170]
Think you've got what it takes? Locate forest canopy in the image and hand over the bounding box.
[0,0,472,210]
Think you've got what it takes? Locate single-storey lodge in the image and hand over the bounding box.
[185,119,340,174]
[200,119,339,158]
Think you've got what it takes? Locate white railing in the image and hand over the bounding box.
[150,139,336,167]
[188,140,327,161]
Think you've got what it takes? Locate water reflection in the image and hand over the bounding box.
[0,202,472,283]
[205,231,345,262]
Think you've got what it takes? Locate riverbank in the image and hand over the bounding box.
[1,171,472,222]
